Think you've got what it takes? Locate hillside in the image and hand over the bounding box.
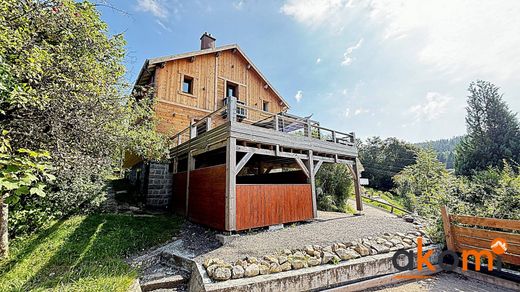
[415,136,463,169]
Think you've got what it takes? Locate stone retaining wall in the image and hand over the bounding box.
[202,231,433,282]
[146,162,173,209]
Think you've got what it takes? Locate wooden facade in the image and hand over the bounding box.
[144,44,288,137]
[133,34,363,232]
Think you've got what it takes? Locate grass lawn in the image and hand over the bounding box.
[363,188,409,216]
[0,214,183,291]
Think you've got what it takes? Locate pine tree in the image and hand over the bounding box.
[455,81,520,175]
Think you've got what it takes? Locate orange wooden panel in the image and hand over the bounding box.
[451,215,520,231]
[453,234,520,254]
[235,184,313,230]
[455,244,520,266]
[187,164,226,230]
[452,225,520,244]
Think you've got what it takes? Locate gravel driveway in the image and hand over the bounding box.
[191,202,418,263]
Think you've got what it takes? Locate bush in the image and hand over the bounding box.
[316,164,353,212]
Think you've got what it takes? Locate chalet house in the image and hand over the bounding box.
[127,33,363,232]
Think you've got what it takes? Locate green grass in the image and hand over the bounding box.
[0,214,183,292]
[363,188,409,216]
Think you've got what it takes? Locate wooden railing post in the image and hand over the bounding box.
[307,119,312,137]
[228,96,237,122]
[206,117,212,132]
[274,114,279,131]
[441,205,455,251]
[332,130,336,143]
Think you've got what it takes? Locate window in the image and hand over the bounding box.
[182,75,193,94]
[226,82,237,98]
[262,100,269,112]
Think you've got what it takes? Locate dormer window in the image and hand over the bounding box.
[182,75,193,94]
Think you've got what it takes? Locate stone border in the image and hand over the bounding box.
[192,245,440,292]
[202,230,431,282]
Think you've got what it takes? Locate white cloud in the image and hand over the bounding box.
[409,92,452,122]
[282,0,520,81]
[233,0,245,10]
[136,0,168,19]
[295,90,303,102]
[316,57,321,64]
[280,0,348,25]
[344,107,350,117]
[342,38,363,66]
[370,0,520,80]
[354,108,369,115]
[155,20,172,32]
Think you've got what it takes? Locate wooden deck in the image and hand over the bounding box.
[169,97,363,231]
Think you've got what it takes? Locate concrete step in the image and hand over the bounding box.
[139,261,190,292]
[140,275,188,292]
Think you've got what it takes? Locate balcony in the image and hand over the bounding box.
[169,96,358,161]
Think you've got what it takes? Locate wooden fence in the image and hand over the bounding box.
[441,206,520,265]
[361,195,411,215]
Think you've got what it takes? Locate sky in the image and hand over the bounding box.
[98,0,520,143]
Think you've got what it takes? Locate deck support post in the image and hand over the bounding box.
[306,150,318,218]
[350,158,363,212]
[225,137,237,231]
[185,151,195,216]
[172,157,178,174]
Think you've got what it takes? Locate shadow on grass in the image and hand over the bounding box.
[19,214,182,291]
[0,220,66,276]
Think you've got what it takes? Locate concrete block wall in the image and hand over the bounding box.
[146,162,173,209]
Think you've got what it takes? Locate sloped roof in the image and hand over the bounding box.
[134,44,290,108]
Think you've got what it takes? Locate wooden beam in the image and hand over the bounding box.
[295,157,310,178]
[185,151,194,216]
[307,150,317,218]
[236,145,308,160]
[441,206,455,251]
[225,137,237,231]
[348,159,363,212]
[235,152,253,175]
[313,160,324,176]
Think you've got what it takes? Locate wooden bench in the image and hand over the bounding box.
[441,206,520,265]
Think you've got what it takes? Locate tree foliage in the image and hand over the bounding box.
[0,131,52,256]
[315,164,353,212]
[359,137,417,190]
[455,80,520,175]
[1,1,166,235]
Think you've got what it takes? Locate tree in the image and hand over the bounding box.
[455,80,520,175]
[393,149,457,242]
[0,131,52,258]
[1,1,166,234]
[315,164,353,212]
[359,137,417,190]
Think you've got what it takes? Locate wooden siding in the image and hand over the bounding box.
[153,49,286,136]
[235,184,313,230]
[187,164,226,230]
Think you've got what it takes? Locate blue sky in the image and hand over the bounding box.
[98,0,520,143]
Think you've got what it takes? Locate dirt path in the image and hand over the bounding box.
[370,272,517,292]
[348,199,396,217]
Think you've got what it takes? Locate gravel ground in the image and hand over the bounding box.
[369,272,517,292]
[191,201,418,263]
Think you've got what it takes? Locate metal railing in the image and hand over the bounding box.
[170,96,356,147]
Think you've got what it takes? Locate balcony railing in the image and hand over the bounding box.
[170,96,356,148]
